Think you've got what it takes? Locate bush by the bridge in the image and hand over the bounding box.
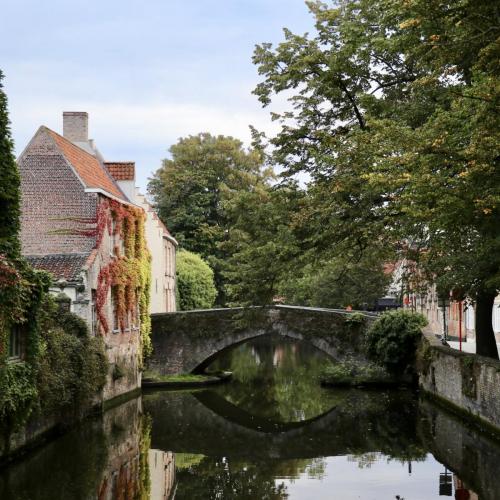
[176,250,217,311]
[366,310,427,375]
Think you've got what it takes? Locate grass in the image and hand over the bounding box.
[143,370,231,384]
[321,360,397,387]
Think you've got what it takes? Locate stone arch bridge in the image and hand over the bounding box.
[148,305,376,375]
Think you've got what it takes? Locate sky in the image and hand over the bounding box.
[2,0,315,192]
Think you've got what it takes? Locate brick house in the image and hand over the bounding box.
[17,112,176,399]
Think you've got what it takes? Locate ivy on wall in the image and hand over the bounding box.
[0,255,50,439]
[94,198,152,360]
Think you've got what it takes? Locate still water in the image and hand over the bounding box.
[1,335,500,499]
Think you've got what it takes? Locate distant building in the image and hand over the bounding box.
[17,112,177,399]
[135,190,177,313]
[103,161,178,313]
[389,259,500,342]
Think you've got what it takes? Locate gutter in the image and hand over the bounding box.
[84,188,141,208]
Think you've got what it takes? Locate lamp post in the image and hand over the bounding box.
[438,296,450,342]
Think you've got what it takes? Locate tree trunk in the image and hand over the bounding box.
[475,289,499,360]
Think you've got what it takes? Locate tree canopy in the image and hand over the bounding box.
[148,133,274,304]
[250,0,500,357]
[0,70,21,258]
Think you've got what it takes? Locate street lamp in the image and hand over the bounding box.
[438,296,450,342]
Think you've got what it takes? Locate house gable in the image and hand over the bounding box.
[18,127,97,256]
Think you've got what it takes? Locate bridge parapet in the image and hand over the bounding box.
[148,305,375,375]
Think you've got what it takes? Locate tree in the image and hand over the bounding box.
[0,70,20,258]
[148,133,274,304]
[176,250,217,311]
[252,0,500,358]
[222,184,304,306]
[280,250,392,310]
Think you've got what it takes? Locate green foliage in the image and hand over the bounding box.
[366,310,427,375]
[0,70,21,258]
[345,313,366,326]
[52,302,89,338]
[321,360,394,387]
[0,362,38,433]
[112,363,124,381]
[148,133,274,304]
[222,185,304,306]
[280,250,391,310]
[37,302,108,416]
[252,0,500,356]
[176,250,217,310]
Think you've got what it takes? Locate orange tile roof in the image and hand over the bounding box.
[46,128,127,201]
[104,161,135,180]
[26,253,90,281]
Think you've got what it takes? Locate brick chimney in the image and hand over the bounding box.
[63,111,88,142]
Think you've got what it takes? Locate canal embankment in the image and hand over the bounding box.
[418,327,500,436]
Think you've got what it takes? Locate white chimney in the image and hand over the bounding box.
[63,111,88,142]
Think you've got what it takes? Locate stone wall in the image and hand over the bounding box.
[418,328,500,433]
[149,306,374,375]
[418,398,500,500]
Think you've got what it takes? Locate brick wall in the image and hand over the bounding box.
[18,127,97,255]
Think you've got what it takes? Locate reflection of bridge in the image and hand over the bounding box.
[148,305,376,375]
[144,389,419,460]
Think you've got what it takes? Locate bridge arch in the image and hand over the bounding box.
[148,306,375,376]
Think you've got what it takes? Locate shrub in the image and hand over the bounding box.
[176,250,217,310]
[321,360,394,387]
[0,362,38,434]
[366,310,427,375]
[37,323,108,416]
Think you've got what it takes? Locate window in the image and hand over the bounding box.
[493,304,500,333]
[132,300,140,330]
[8,325,21,359]
[111,287,119,333]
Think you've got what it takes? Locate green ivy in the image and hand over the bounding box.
[0,362,38,439]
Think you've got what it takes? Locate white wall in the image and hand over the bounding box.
[135,190,177,313]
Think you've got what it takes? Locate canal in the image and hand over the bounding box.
[1,335,499,499]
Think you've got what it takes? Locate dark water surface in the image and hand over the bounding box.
[1,335,500,499]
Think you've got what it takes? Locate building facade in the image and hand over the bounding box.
[98,162,178,313]
[17,112,176,400]
[390,260,500,343]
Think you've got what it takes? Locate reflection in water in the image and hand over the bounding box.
[148,450,175,500]
[208,334,338,422]
[0,336,497,499]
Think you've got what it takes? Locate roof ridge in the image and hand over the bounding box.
[44,127,130,203]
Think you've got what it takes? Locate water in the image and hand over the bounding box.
[1,335,500,499]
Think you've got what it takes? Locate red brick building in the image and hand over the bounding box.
[18,112,146,399]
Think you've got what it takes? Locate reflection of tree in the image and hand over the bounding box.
[347,452,382,469]
[208,335,341,422]
[0,421,108,500]
[175,456,289,499]
[269,457,327,481]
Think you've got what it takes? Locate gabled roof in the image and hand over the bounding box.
[104,161,135,180]
[26,253,90,282]
[45,128,128,202]
[135,190,178,245]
